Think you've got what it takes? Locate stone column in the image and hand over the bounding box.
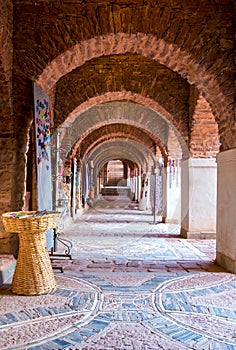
[216,149,236,273]
[181,158,217,238]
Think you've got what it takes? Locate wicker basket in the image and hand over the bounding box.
[1,211,61,296]
[2,211,61,234]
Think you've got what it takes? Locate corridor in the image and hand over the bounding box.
[0,1,235,348]
[0,196,235,350]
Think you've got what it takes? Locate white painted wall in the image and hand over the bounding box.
[139,173,151,211]
[181,158,217,237]
[163,165,181,223]
[216,149,236,273]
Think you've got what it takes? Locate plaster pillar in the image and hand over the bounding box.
[93,167,98,197]
[128,173,135,201]
[137,174,142,202]
[139,173,151,211]
[76,163,82,209]
[162,161,181,224]
[216,149,236,273]
[88,160,94,198]
[123,162,128,186]
[71,158,77,219]
[181,158,217,238]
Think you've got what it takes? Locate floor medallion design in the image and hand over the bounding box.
[0,273,235,349]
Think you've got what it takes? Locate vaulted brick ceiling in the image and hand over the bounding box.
[57,101,186,163]
[73,123,167,161]
[12,0,235,152]
[87,139,154,172]
[54,54,190,133]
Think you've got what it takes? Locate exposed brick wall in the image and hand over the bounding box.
[0,0,13,214]
[189,93,220,158]
[167,127,183,160]
[0,0,19,255]
[41,30,234,150]
[0,1,235,254]
[0,0,13,124]
[10,1,234,150]
[54,54,190,137]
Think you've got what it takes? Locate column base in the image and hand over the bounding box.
[216,252,236,274]
[164,218,179,224]
[181,228,216,239]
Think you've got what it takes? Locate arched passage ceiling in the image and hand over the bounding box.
[87,139,155,172]
[13,0,235,150]
[73,123,168,161]
[56,101,188,161]
[53,54,190,137]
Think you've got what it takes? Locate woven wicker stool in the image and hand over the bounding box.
[2,211,61,296]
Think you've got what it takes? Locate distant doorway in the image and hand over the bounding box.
[107,160,124,186]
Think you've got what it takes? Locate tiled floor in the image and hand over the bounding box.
[0,196,236,349]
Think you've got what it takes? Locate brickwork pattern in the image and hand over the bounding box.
[73,123,167,162]
[11,1,235,151]
[88,139,151,172]
[190,93,220,158]
[58,102,187,163]
[37,31,235,150]
[0,0,235,254]
[54,54,190,134]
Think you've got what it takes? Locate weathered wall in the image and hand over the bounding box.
[0,0,19,255]
[189,90,220,158]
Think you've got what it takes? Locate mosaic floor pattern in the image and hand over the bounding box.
[1,196,235,349]
[0,272,236,349]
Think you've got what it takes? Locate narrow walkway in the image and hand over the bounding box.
[0,196,235,349]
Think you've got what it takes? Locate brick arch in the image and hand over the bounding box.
[97,157,143,175]
[189,93,220,158]
[98,156,140,175]
[73,123,168,162]
[88,139,153,172]
[121,159,137,172]
[57,92,187,158]
[56,101,186,162]
[79,133,165,165]
[62,91,179,136]
[36,33,234,150]
[53,54,189,133]
[85,137,157,170]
